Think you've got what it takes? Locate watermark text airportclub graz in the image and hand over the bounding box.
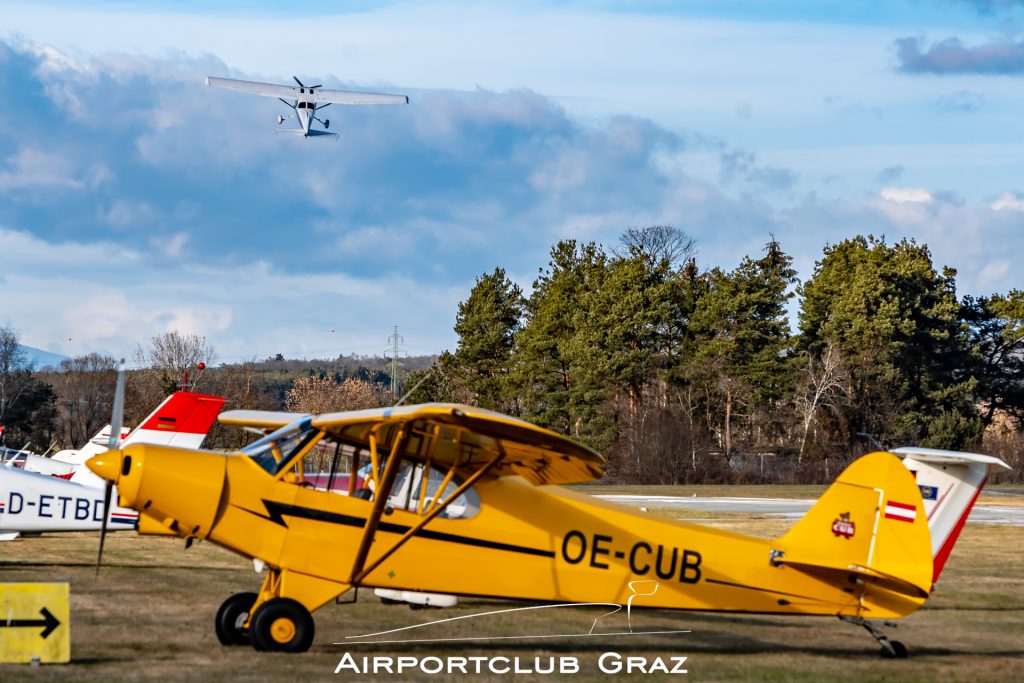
[334,652,689,675]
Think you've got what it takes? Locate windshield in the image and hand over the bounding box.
[241,417,319,474]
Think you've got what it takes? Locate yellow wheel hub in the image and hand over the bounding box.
[269,617,296,643]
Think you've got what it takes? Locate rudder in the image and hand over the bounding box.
[778,451,933,609]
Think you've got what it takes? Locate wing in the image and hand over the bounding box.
[219,409,309,432]
[313,403,604,485]
[313,89,408,105]
[219,403,605,485]
[206,76,300,100]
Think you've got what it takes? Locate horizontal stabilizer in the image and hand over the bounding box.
[274,128,339,138]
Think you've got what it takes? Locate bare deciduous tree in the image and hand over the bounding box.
[285,376,388,414]
[0,325,30,426]
[617,225,696,269]
[134,331,217,392]
[795,343,848,462]
[49,353,118,448]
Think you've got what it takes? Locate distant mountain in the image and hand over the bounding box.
[18,345,70,370]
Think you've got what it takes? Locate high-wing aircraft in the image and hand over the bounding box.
[206,75,408,138]
[0,391,224,540]
[86,404,1008,656]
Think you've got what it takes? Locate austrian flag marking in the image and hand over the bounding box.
[884,500,917,522]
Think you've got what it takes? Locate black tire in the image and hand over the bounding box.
[215,592,258,646]
[880,641,908,659]
[249,598,315,653]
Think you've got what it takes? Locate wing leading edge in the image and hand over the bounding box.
[206,76,407,105]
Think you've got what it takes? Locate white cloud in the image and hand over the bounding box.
[105,199,160,229]
[991,192,1024,211]
[0,227,464,360]
[0,147,85,191]
[880,187,933,203]
[978,259,1011,289]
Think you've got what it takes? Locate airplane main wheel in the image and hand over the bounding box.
[880,641,908,659]
[215,592,258,646]
[249,598,315,653]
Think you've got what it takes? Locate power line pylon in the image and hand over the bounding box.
[385,325,406,402]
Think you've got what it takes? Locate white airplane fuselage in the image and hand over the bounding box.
[297,99,315,135]
[0,466,137,540]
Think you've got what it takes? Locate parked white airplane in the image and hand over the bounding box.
[0,391,225,540]
[3,425,130,478]
[206,75,408,138]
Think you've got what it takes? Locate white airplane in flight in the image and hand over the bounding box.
[0,391,225,540]
[206,75,408,138]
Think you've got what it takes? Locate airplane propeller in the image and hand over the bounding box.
[95,359,126,576]
[292,76,322,93]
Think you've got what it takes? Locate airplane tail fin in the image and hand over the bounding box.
[891,447,1009,585]
[121,391,226,450]
[777,451,933,615]
[67,392,224,488]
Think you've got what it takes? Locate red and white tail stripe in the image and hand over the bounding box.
[884,500,917,522]
[122,391,226,450]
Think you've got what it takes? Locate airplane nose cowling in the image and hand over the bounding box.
[86,450,123,483]
[98,443,228,539]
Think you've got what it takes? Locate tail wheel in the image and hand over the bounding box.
[249,598,315,653]
[880,641,908,659]
[215,592,258,646]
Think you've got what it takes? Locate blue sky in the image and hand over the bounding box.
[2,0,1023,363]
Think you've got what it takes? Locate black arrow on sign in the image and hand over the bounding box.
[1,607,61,639]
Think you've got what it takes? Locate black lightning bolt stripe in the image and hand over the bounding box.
[237,499,555,559]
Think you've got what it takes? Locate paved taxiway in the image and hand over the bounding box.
[596,494,1024,526]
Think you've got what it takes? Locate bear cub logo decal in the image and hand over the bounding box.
[831,512,855,539]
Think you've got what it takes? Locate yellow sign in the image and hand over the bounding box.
[0,583,70,664]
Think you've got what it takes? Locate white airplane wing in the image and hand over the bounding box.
[313,88,408,105]
[206,76,299,100]
[206,76,408,106]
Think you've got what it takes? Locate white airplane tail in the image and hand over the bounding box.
[51,425,131,465]
[892,447,1010,585]
[121,391,226,450]
[69,392,225,487]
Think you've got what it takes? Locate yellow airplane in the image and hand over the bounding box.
[84,403,1005,657]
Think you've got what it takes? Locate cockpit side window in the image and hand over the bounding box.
[387,461,480,519]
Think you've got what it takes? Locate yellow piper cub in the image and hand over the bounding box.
[85,403,1000,657]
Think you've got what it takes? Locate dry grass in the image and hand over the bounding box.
[0,514,1021,681]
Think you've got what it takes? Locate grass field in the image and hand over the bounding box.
[575,483,1024,507]
[1,505,1021,681]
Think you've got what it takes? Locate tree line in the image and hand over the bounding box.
[0,328,429,454]
[2,227,1022,484]
[403,228,1024,483]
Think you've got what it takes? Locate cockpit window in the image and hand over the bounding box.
[242,418,319,474]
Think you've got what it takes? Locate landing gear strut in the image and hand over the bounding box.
[839,615,908,658]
